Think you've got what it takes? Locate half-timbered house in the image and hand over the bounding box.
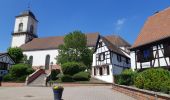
[0,53,15,76]
[130,7,170,70]
[92,35,131,83]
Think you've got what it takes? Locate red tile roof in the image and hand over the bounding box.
[20,33,99,51]
[132,7,170,49]
[105,35,131,47]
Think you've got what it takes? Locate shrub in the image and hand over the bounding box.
[16,75,27,82]
[122,69,135,75]
[73,72,90,81]
[114,69,136,86]
[134,68,170,92]
[10,64,33,78]
[160,79,170,94]
[3,74,14,82]
[3,64,34,82]
[61,62,86,75]
[51,69,60,80]
[61,75,74,82]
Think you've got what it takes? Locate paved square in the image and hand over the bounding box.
[0,86,135,100]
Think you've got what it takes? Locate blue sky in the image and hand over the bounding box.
[0,0,170,52]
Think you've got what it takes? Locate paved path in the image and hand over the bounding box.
[0,86,135,100]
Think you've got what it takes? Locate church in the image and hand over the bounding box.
[11,10,99,70]
[11,10,131,84]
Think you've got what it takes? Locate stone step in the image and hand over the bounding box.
[28,74,47,87]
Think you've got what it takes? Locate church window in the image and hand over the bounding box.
[18,23,23,32]
[30,25,34,33]
[45,55,50,70]
[28,56,33,66]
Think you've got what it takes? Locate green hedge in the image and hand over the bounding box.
[51,69,60,80]
[73,72,90,81]
[61,75,74,82]
[134,68,170,93]
[114,69,136,86]
[61,62,86,75]
[3,64,34,82]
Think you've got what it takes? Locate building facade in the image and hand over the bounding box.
[92,36,131,83]
[0,53,15,76]
[130,7,170,70]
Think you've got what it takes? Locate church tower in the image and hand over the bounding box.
[11,10,38,47]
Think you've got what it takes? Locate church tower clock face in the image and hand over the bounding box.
[11,10,38,47]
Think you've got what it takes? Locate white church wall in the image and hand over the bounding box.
[11,34,26,47]
[23,49,59,68]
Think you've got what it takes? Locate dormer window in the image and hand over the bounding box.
[18,23,23,32]
[30,25,34,33]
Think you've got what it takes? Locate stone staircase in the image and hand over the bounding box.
[27,74,47,87]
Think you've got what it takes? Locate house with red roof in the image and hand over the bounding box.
[130,7,170,70]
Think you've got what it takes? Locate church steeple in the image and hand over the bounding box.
[11,10,38,47]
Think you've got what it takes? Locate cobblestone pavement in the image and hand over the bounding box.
[0,86,135,100]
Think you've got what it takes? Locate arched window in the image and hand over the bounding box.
[18,23,23,32]
[29,56,33,66]
[30,25,34,33]
[45,55,50,70]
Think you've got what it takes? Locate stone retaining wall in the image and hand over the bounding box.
[112,84,170,100]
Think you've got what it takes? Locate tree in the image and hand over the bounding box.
[7,47,24,64]
[57,31,93,69]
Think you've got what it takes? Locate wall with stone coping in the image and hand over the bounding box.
[112,84,170,100]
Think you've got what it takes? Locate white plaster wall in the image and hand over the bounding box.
[130,44,170,70]
[92,38,110,66]
[92,65,113,83]
[23,49,59,68]
[11,34,26,47]
[130,51,136,70]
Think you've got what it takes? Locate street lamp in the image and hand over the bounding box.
[50,62,53,86]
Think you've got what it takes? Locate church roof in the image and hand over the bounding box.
[20,33,99,51]
[132,7,170,49]
[16,10,38,21]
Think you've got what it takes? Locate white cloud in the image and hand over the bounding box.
[115,18,126,31]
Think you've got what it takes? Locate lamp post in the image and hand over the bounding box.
[50,62,53,86]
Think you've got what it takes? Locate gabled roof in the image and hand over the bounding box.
[101,36,126,57]
[0,53,7,56]
[20,33,99,51]
[132,7,170,49]
[105,35,131,47]
[0,53,15,64]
